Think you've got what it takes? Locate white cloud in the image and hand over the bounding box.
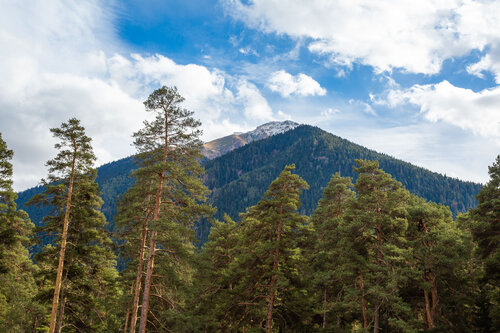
[224,0,500,75]
[331,123,496,184]
[386,81,500,139]
[277,110,292,120]
[0,0,273,190]
[321,108,340,118]
[348,99,376,115]
[467,48,500,84]
[267,70,326,97]
[236,81,275,121]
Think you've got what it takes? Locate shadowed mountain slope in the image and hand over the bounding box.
[17,124,482,244]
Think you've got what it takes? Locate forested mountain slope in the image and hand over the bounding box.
[17,125,482,244]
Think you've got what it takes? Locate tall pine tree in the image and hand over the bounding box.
[119,86,213,332]
[28,119,118,332]
[310,172,356,330]
[232,164,309,332]
[337,160,410,332]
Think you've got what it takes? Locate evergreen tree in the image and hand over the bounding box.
[405,196,476,331]
[310,172,356,330]
[0,133,40,332]
[119,86,213,332]
[337,159,410,332]
[115,172,154,333]
[470,155,500,331]
[230,164,309,332]
[28,119,119,332]
[33,172,120,332]
[193,215,242,331]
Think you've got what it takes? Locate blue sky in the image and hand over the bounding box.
[0,0,499,190]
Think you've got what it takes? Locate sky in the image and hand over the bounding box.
[1,0,499,191]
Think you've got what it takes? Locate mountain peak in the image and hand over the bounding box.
[246,120,300,141]
[203,120,300,159]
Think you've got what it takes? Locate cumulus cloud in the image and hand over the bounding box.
[267,70,326,97]
[0,0,273,190]
[467,48,500,83]
[224,0,500,75]
[236,81,274,121]
[386,81,500,139]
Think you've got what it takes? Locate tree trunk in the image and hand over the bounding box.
[55,294,66,333]
[322,287,328,329]
[424,289,434,329]
[265,219,282,333]
[429,270,438,318]
[124,280,135,333]
[138,230,157,333]
[129,219,148,333]
[138,100,170,333]
[358,272,369,329]
[48,140,77,333]
[373,221,382,333]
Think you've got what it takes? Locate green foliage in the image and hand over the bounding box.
[117,86,214,332]
[309,172,356,330]
[192,215,242,331]
[33,172,121,331]
[27,119,119,332]
[470,155,500,331]
[405,196,477,331]
[0,133,41,332]
[197,165,311,331]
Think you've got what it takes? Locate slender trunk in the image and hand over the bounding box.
[373,310,379,333]
[322,287,328,329]
[124,307,130,333]
[373,220,382,333]
[429,270,438,318]
[359,272,369,329]
[424,289,434,329]
[124,281,135,333]
[138,230,157,333]
[265,218,282,333]
[266,203,284,333]
[48,140,77,333]
[129,219,148,333]
[138,101,170,333]
[55,294,66,333]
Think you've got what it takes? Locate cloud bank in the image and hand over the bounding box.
[224,0,500,75]
[386,81,500,140]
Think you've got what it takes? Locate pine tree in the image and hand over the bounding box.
[28,118,118,332]
[0,132,18,273]
[405,196,475,331]
[337,159,410,332]
[230,164,309,332]
[0,133,40,332]
[115,172,155,333]
[192,215,242,331]
[120,86,213,332]
[310,172,355,330]
[470,155,500,330]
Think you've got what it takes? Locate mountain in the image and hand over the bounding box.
[202,120,299,159]
[16,124,482,245]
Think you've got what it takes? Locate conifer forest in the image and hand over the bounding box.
[1,86,500,333]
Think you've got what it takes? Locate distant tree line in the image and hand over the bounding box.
[0,86,498,332]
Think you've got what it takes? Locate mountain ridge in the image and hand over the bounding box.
[16,123,482,245]
[202,120,299,159]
